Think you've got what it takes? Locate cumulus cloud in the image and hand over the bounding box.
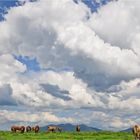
[0,0,140,130]
[0,110,74,129]
[0,54,26,79]
[88,111,135,131]
[1,0,138,89]
[88,0,140,49]
[10,71,104,109]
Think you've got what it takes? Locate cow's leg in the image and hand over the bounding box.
[12,128,16,133]
[137,133,140,140]
[133,134,136,140]
[136,134,139,140]
[138,133,140,140]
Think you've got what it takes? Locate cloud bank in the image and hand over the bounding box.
[0,0,140,131]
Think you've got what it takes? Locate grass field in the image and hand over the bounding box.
[0,131,134,140]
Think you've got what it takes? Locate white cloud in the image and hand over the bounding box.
[0,110,74,126]
[1,0,139,88]
[88,0,140,49]
[56,21,140,77]
[0,54,26,80]
[107,78,140,112]
[9,71,104,109]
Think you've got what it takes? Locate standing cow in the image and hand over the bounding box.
[26,126,32,132]
[132,125,140,140]
[76,125,80,132]
[47,126,62,132]
[32,125,40,133]
[11,125,25,133]
[34,125,40,133]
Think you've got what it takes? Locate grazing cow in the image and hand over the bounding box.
[34,125,40,133]
[76,125,80,132]
[11,125,25,133]
[26,126,31,132]
[132,125,140,140]
[58,127,62,132]
[31,125,40,133]
[32,126,35,131]
[47,126,62,132]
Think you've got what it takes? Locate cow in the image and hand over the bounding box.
[47,126,62,132]
[31,125,40,133]
[32,126,35,132]
[76,125,80,132]
[132,125,140,140]
[34,125,40,133]
[11,125,25,133]
[26,126,32,132]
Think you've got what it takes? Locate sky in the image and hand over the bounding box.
[0,0,140,131]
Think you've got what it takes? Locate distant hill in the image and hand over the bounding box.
[120,128,132,132]
[40,123,102,132]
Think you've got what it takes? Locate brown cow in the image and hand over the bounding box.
[32,126,35,131]
[132,125,140,140]
[48,126,62,132]
[34,125,40,133]
[11,125,25,133]
[76,125,80,132]
[31,125,40,133]
[26,126,31,132]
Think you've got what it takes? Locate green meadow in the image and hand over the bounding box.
[0,131,133,140]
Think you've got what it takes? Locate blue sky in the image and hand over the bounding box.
[0,0,37,21]
[0,0,140,131]
[15,55,40,71]
[0,0,19,20]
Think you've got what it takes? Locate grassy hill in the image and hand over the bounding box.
[0,131,133,140]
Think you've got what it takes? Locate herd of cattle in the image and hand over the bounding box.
[11,124,140,139]
[11,125,80,133]
[11,125,40,133]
